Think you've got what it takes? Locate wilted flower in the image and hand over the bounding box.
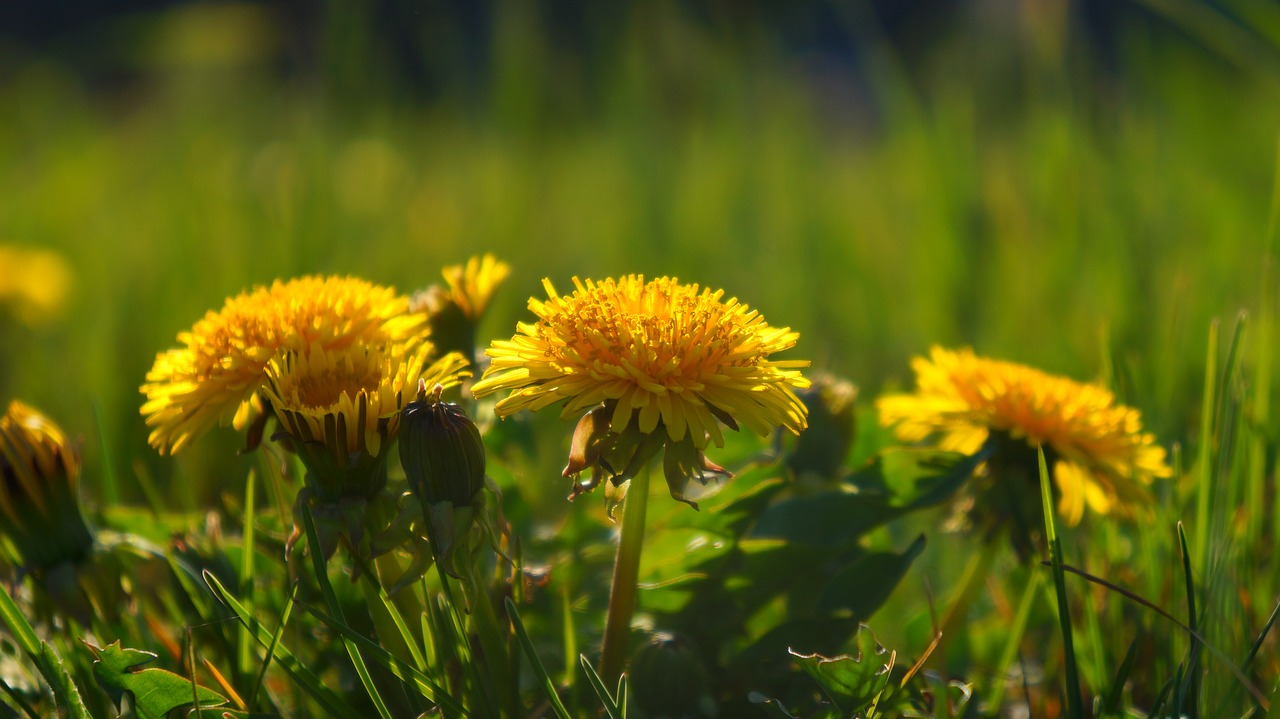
[0,245,73,327]
[410,254,511,361]
[472,275,809,508]
[877,346,1171,528]
[141,275,427,454]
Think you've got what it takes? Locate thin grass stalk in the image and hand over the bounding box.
[237,469,257,685]
[1194,320,1219,566]
[1039,446,1083,719]
[986,570,1042,711]
[300,505,394,719]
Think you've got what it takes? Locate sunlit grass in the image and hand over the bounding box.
[0,2,1278,716]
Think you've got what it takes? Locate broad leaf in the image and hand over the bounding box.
[816,535,927,619]
[790,625,896,716]
[752,448,986,547]
[89,641,226,719]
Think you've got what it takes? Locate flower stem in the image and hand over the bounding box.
[598,461,653,686]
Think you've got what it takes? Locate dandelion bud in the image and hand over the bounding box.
[628,632,714,718]
[0,401,94,573]
[400,380,486,507]
[784,374,857,482]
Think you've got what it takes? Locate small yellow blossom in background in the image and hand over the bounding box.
[261,342,470,500]
[411,253,511,360]
[140,276,428,454]
[472,275,809,505]
[438,253,511,320]
[877,346,1172,526]
[0,245,73,327]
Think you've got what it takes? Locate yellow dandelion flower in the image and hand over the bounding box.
[877,346,1172,526]
[141,276,428,454]
[261,342,470,501]
[474,275,809,446]
[473,275,809,507]
[0,401,93,569]
[439,253,511,320]
[0,245,73,327]
[410,254,512,360]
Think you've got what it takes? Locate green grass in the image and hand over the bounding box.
[1,2,1279,717]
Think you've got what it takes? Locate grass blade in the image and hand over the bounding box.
[506,597,572,719]
[247,580,296,711]
[299,504,394,719]
[1178,522,1201,718]
[204,570,362,719]
[0,581,90,719]
[1048,562,1270,709]
[0,675,39,719]
[346,549,428,674]
[1194,320,1218,566]
[986,571,1042,711]
[1038,446,1082,719]
[1100,639,1139,715]
[298,603,470,718]
[579,655,623,719]
[238,469,257,683]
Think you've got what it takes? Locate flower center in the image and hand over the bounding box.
[294,365,380,408]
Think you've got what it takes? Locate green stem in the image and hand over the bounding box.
[598,462,653,686]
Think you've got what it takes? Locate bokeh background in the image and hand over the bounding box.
[1,0,1276,509]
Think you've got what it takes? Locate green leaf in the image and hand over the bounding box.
[89,641,226,719]
[790,625,896,717]
[752,448,985,547]
[816,535,926,619]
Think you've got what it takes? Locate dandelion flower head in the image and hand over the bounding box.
[438,253,511,320]
[472,275,810,448]
[0,401,79,517]
[262,342,470,467]
[877,346,1172,525]
[141,276,428,454]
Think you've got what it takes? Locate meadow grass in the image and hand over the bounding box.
[0,2,1278,716]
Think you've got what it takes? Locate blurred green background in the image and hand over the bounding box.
[0,0,1276,509]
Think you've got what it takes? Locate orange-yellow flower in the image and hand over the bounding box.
[877,346,1172,525]
[141,276,427,454]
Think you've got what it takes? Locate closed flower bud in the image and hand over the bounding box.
[784,374,857,482]
[400,380,486,507]
[628,632,714,719]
